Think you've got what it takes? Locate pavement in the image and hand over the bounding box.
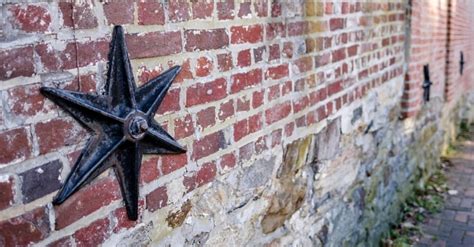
[417,125,474,247]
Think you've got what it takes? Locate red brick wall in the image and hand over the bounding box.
[401,0,474,118]
[0,1,472,246]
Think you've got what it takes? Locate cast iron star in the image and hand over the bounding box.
[41,26,186,220]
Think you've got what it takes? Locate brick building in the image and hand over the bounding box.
[0,0,473,246]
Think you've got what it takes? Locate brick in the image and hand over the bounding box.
[239,141,255,162]
[103,0,134,24]
[266,64,289,80]
[254,46,266,63]
[9,4,51,32]
[196,162,217,187]
[217,0,234,20]
[332,47,346,62]
[192,1,214,19]
[231,69,263,93]
[293,56,313,73]
[55,177,120,229]
[237,96,251,112]
[59,2,97,29]
[268,84,280,101]
[220,152,236,170]
[186,78,227,107]
[157,88,180,114]
[269,44,281,61]
[174,114,194,139]
[285,122,295,137]
[0,46,35,80]
[185,29,229,52]
[185,162,217,191]
[271,1,281,17]
[252,90,264,108]
[35,40,109,71]
[0,127,31,165]
[195,56,213,77]
[146,186,168,212]
[293,96,310,113]
[266,22,286,40]
[218,100,234,121]
[231,25,264,44]
[112,200,144,233]
[197,107,216,129]
[74,218,110,247]
[140,156,159,185]
[161,153,188,175]
[47,237,73,247]
[20,160,62,203]
[168,0,190,22]
[234,119,248,142]
[271,129,282,147]
[217,52,233,72]
[265,101,292,124]
[282,42,293,58]
[127,31,182,59]
[254,0,268,17]
[238,2,251,18]
[138,2,165,25]
[255,136,267,154]
[288,21,308,36]
[35,119,85,154]
[0,176,15,210]
[237,49,251,67]
[192,131,226,160]
[0,207,50,246]
[6,84,49,120]
[172,59,193,83]
[330,18,345,31]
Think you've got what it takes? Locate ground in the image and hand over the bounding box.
[417,125,474,247]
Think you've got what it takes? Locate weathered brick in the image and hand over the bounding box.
[197,107,216,129]
[217,52,233,72]
[220,152,236,170]
[0,176,15,210]
[174,114,194,139]
[293,56,313,74]
[0,46,35,80]
[138,2,165,25]
[168,0,190,22]
[0,127,31,165]
[146,186,168,212]
[112,200,144,233]
[185,29,229,51]
[140,156,159,184]
[269,44,281,61]
[35,119,85,154]
[254,46,266,63]
[254,0,268,17]
[195,162,217,187]
[127,31,182,59]
[195,56,213,77]
[217,0,234,20]
[288,21,308,36]
[252,90,264,108]
[103,0,134,25]
[218,100,234,121]
[186,78,227,107]
[237,49,251,67]
[266,101,292,124]
[157,88,180,114]
[236,96,251,112]
[231,69,263,93]
[55,177,120,229]
[266,64,289,80]
[192,1,214,19]
[332,47,346,62]
[161,153,188,175]
[9,4,51,32]
[231,25,263,44]
[266,22,286,40]
[0,207,50,246]
[59,2,97,29]
[238,2,251,18]
[6,84,49,120]
[74,218,110,247]
[192,131,226,160]
[20,159,62,203]
[234,114,263,141]
[330,18,345,31]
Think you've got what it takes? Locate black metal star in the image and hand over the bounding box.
[41,26,186,220]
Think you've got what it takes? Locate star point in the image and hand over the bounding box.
[42,25,186,220]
